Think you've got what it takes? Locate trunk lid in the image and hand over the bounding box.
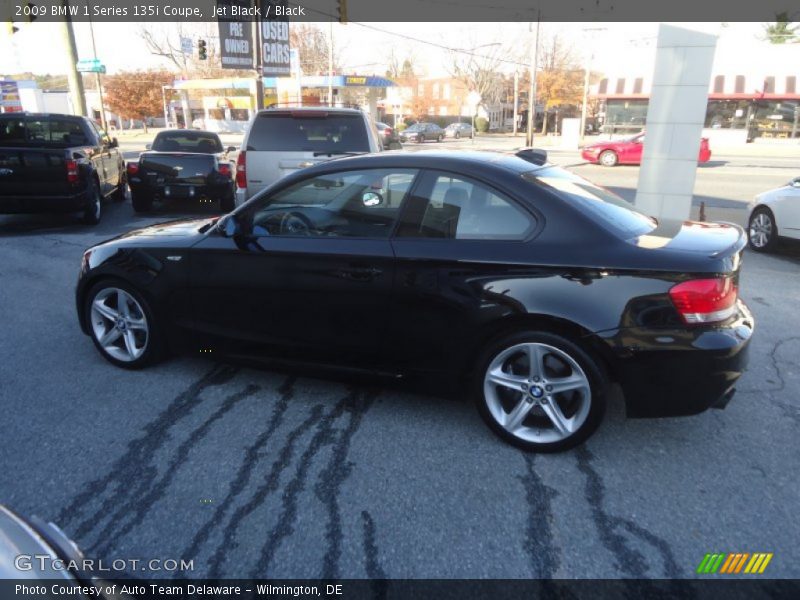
[0,147,73,197]
[139,152,217,185]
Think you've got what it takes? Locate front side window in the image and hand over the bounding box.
[247,168,418,239]
[397,172,535,240]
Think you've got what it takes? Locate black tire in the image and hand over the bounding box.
[748,206,778,253]
[114,169,127,202]
[417,134,425,143]
[474,330,608,453]
[84,278,166,369]
[437,134,444,142]
[81,178,102,225]
[220,192,235,213]
[455,131,460,139]
[598,150,618,167]
[131,190,153,213]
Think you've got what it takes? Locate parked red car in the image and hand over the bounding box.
[581,132,711,166]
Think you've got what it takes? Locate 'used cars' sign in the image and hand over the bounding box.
[260,1,291,77]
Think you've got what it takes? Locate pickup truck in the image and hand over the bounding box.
[0,113,126,224]
[127,130,236,213]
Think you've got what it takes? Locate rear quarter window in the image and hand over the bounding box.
[247,113,369,153]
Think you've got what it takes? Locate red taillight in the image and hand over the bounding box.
[384,127,392,135]
[126,161,139,176]
[218,163,231,177]
[66,159,79,184]
[669,278,737,324]
[236,150,246,189]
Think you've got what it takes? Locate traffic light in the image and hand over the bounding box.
[337,0,347,23]
[198,39,207,60]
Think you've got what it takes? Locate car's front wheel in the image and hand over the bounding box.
[437,134,444,142]
[475,331,607,452]
[598,150,618,167]
[748,207,778,252]
[455,131,460,139]
[85,280,164,369]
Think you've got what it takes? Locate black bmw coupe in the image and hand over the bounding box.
[76,150,753,452]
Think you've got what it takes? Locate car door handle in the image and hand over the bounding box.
[337,267,383,281]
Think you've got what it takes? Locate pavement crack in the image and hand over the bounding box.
[315,390,380,580]
[181,376,296,563]
[57,364,238,533]
[575,446,682,581]
[519,453,560,578]
[361,510,388,598]
[206,402,326,578]
[249,390,360,577]
[90,383,260,557]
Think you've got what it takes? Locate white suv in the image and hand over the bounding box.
[235,106,383,205]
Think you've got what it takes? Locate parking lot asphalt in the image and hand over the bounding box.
[1,158,799,580]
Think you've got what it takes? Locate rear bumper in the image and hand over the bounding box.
[0,191,89,214]
[603,300,754,418]
[129,180,232,201]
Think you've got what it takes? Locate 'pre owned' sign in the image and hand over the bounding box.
[217,0,255,69]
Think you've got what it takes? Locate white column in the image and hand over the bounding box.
[635,24,718,221]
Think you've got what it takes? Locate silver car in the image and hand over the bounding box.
[235,106,383,206]
[444,122,474,139]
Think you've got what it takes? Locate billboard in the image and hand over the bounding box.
[260,1,290,77]
[0,81,22,113]
[217,0,256,70]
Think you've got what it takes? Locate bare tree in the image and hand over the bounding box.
[290,24,342,76]
[447,42,507,108]
[384,48,418,81]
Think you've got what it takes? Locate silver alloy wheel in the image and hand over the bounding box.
[599,150,617,166]
[483,342,591,444]
[90,287,149,362]
[749,212,773,248]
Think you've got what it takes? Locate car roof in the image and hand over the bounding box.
[157,129,219,136]
[258,106,364,115]
[2,112,85,120]
[300,150,547,177]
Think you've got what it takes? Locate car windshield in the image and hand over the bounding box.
[523,167,656,238]
[152,131,223,153]
[247,113,369,153]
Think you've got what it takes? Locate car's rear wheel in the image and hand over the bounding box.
[417,134,425,143]
[748,207,778,252]
[475,331,607,452]
[81,178,102,225]
[455,131,461,139]
[85,280,164,369]
[599,150,618,167]
[437,134,444,142]
[114,170,127,202]
[131,191,153,213]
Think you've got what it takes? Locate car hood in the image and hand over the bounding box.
[115,217,217,240]
[630,219,746,257]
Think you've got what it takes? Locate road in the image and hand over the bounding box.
[0,138,799,581]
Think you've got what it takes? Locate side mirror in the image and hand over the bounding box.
[227,146,237,153]
[145,143,152,151]
[362,191,383,207]
[790,176,800,187]
[218,214,239,237]
[110,137,119,148]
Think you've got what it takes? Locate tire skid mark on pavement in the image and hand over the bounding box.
[519,454,560,578]
[315,390,380,580]
[90,383,261,558]
[181,376,296,563]
[56,364,238,534]
[575,447,685,586]
[250,388,375,577]
[361,511,388,599]
[207,403,327,578]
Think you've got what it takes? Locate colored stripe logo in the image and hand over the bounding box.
[697,552,773,574]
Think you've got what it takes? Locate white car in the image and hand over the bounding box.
[747,176,800,252]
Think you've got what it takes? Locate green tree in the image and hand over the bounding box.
[764,13,798,44]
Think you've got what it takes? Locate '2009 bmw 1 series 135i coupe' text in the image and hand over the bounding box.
[76,150,753,452]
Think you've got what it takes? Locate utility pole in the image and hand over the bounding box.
[580,27,606,144]
[526,13,540,147]
[513,70,519,135]
[328,21,334,106]
[59,0,86,117]
[87,12,107,130]
[253,19,264,110]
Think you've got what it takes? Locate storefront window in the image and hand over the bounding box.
[603,99,648,134]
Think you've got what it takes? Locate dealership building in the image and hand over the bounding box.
[589,35,800,143]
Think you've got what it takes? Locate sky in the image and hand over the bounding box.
[0,21,773,84]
